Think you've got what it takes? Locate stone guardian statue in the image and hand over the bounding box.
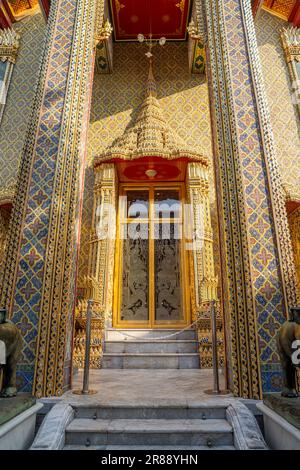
[277,306,300,398]
[0,308,23,397]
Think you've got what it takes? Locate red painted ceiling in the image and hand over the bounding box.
[116,157,187,182]
[110,0,191,41]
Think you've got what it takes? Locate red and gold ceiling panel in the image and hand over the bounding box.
[110,0,191,41]
[263,0,298,20]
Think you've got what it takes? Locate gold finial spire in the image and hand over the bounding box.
[146,57,157,98]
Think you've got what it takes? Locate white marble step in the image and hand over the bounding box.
[102,352,200,369]
[74,405,227,420]
[104,340,198,354]
[65,418,233,447]
[105,328,197,341]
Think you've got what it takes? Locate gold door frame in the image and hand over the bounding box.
[113,182,191,329]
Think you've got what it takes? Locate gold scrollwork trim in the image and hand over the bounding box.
[281,26,300,121]
[95,19,113,45]
[187,19,203,41]
[204,0,282,399]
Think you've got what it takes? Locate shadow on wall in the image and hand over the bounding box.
[89,42,207,123]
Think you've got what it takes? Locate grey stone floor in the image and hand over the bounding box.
[62,369,233,407]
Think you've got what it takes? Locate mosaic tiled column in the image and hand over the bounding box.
[73,164,116,369]
[0,0,103,396]
[0,28,20,123]
[204,0,298,398]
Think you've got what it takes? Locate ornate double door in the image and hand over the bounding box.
[114,183,190,328]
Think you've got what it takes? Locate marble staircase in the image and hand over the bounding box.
[102,328,200,369]
[31,375,267,451]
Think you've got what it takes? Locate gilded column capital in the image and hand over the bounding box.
[187,0,207,74]
[94,0,111,46]
[187,161,210,192]
[187,162,221,368]
[0,28,20,64]
[187,19,205,43]
[0,0,102,397]
[93,0,113,73]
[281,26,300,63]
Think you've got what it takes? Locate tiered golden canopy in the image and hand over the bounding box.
[94,59,209,166]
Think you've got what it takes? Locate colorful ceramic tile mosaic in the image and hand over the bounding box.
[0,0,99,396]
[205,0,297,397]
[0,13,46,196]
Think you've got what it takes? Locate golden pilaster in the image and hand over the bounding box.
[187,162,218,313]
[204,0,298,398]
[288,207,300,300]
[187,162,222,368]
[0,206,11,274]
[89,163,117,319]
[73,163,117,368]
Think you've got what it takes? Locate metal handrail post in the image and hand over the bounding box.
[211,300,220,394]
[82,299,93,395]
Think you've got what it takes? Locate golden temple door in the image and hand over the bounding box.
[113,182,190,328]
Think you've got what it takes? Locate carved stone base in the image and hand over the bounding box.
[263,393,300,430]
[258,394,300,449]
[73,323,103,369]
[197,302,224,368]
